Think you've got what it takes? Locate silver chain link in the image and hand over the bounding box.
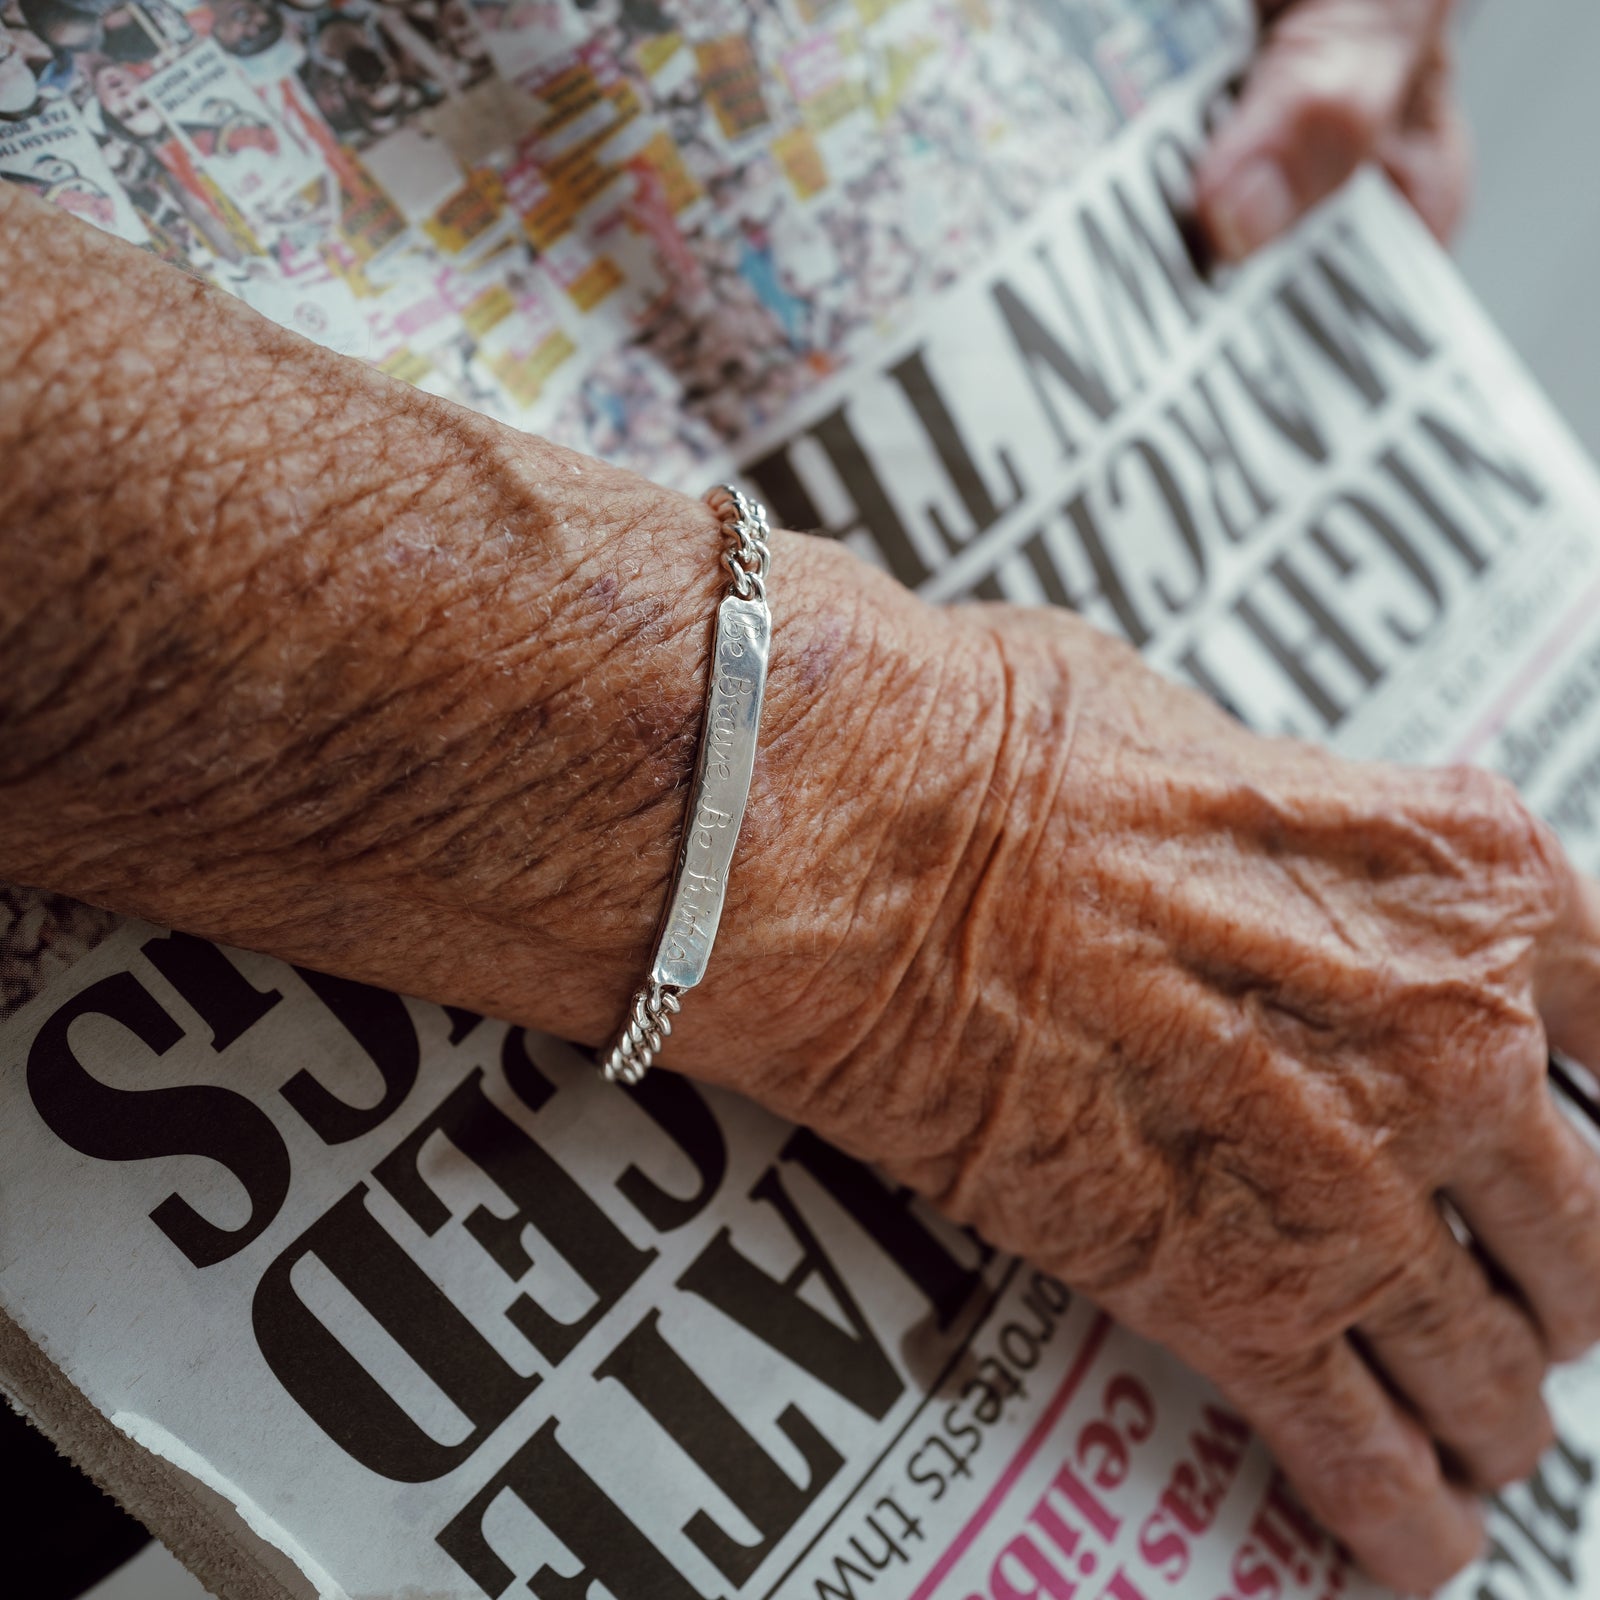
[598,484,772,1086]
[705,483,772,605]
[601,981,682,1086]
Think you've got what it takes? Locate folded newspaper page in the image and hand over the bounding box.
[4,2,1600,1598]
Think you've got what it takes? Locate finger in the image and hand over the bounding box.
[1377,44,1473,243]
[1197,0,1453,260]
[1535,870,1600,1074]
[1452,1083,1600,1365]
[1211,1336,1484,1594]
[1480,865,1600,1359]
[1358,1203,1552,1491]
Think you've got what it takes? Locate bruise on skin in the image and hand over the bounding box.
[6,180,1600,1598]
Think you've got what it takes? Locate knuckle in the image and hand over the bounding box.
[1314,1433,1440,1530]
[1454,1022,1549,1125]
[1505,1022,1552,1088]
[1485,1321,1549,1402]
[1441,765,1564,892]
[1449,1339,1547,1444]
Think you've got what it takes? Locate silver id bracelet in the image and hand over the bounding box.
[599,485,773,1085]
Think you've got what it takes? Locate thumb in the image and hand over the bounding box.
[1197,0,1455,261]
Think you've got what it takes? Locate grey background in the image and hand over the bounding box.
[81,2,1600,1596]
[1456,0,1600,458]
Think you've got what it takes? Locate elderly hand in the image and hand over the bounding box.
[675,586,1600,1597]
[6,177,1597,1599]
[1197,0,1471,260]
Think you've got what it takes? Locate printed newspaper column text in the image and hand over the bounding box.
[22,939,1002,1600]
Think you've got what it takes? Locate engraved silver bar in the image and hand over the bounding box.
[649,593,771,992]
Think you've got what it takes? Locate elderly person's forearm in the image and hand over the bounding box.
[0,179,979,1069]
[9,179,1600,1598]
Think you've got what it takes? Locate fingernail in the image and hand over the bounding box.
[1209,158,1297,261]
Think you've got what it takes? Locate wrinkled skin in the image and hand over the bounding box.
[682,585,1600,1597]
[1,2,1591,1596]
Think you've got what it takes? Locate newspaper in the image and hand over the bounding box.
[4,2,1600,1599]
